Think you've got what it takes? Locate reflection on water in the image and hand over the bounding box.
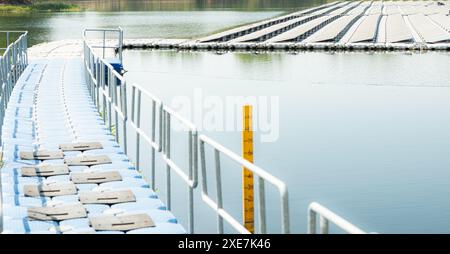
[123,49,450,233]
[71,0,332,11]
[0,0,332,46]
[0,11,281,46]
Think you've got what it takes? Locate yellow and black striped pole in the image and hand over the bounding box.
[242,105,254,233]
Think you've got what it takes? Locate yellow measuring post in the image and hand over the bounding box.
[242,105,254,233]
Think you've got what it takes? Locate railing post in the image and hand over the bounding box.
[151,100,156,189]
[199,139,208,194]
[107,69,112,131]
[101,62,106,122]
[308,209,316,234]
[320,215,329,234]
[12,43,17,83]
[113,74,119,143]
[6,32,9,49]
[96,58,100,108]
[119,27,123,63]
[258,177,266,234]
[102,30,106,59]
[165,111,171,210]
[89,51,95,102]
[281,189,290,234]
[135,90,141,170]
[188,176,194,234]
[192,131,198,188]
[187,130,195,234]
[130,86,136,167]
[158,103,163,153]
[121,80,128,154]
[214,149,224,234]
[24,33,28,66]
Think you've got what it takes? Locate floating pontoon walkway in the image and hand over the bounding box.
[122,0,450,51]
[0,27,382,234]
[0,55,185,233]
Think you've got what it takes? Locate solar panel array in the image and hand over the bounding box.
[198,1,450,45]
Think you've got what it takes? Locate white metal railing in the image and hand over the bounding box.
[82,27,368,235]
[83,28,198,233]
[0,30,28,233]
[199,135,290,234]
[0,31,28,145]
[308,202,366,234]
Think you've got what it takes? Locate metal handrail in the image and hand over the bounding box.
[83,28,198,233]
[83,27,123,63]
[83,27,290,235]
[83,28,367,235]
[198,134,290,234]
[308,202,366,234]
[0,31,28,233]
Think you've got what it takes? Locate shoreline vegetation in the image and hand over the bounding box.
[0,0,80,12]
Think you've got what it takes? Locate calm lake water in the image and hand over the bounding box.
[123,50,450,233]
[2,0,450,233]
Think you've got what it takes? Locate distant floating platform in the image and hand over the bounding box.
[123,1,450,52]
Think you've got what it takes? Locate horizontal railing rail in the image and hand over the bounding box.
[308,202,366,234]
[0,30,28,233]
[199,134,290,234]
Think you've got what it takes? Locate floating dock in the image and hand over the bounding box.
[0,34,185,234]
[1,30,367,235]
[122,1,450,51]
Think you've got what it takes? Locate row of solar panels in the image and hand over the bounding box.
[198,1,450,44]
